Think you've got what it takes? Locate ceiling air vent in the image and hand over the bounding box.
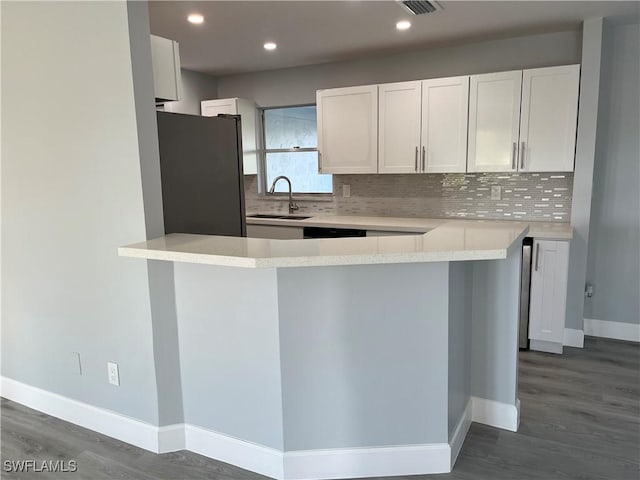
[397,0,443,15]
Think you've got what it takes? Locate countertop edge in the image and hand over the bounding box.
[118,247,512,268]
[118,223,529,268]
[118,247,259,268]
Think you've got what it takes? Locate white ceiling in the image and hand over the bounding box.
[149,1,639,77]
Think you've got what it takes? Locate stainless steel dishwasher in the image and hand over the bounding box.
[302,226,367,239]
[519,237,534,350]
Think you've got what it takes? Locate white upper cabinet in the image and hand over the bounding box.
[467,70,523,172]
[378,77,469,174]
[421,76,469,173]
[529,240,570,348]
[316,65,579,175]
[378,81,422,174]
[519,65,580,172]
[201,98,237,116]
[317,85,378,174]
[201,98,258,175]
[468,66,579,173]
[150,35,182,103]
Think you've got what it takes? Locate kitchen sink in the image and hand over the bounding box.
[248,214,312,220]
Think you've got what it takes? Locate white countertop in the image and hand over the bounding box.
[246,214,573,240]
[118,221,530,268]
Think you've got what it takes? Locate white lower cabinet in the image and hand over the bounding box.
[529,239,570,354]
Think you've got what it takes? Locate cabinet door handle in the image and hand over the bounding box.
[422,146,426,172]
[535,243,540,271]
[415,146,418,172]
[512,142,517,170]
[318,151,322,173]
[521,142,526,169]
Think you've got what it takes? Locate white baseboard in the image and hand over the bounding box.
[0,376,170,453]
[185,423,453,480]
[284,443,450,480]
[584,318,640,343]
[3,378,520,479]
[157,424,186,454]
[530,339,564,354]
[449,399,472,466]
[185,424,284,479]
[471,396,520,432]
[563,328,584,348]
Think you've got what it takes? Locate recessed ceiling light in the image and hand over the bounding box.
[187,13,204,24]
[264,42,277,51]
[396,20,411,31]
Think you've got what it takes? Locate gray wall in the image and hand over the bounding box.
[278,263,450,449]
[126,1,184,426]
[471,249,521,405]
[448,262,472,436]
[163,69,218,115]
[1,1,160,423]
[566,19,604,331]
[217,29,581,107]
[173,264,284,449]
[585,22,640,325]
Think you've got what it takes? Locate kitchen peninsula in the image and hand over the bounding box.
[119,221,528,479]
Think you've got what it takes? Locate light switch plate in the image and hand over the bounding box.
[491,185,502,200]
[343,184,351,198]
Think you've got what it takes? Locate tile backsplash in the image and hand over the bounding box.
[245,172,573,222]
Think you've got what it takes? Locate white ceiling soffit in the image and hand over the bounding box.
[148,1,640,77]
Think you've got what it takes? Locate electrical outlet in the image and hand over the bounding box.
[490,185,502,200]
[107,362,120,386]
[585,283,594,298]
[343,184,351,198]
[71,352,82,375]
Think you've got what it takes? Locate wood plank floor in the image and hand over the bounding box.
[2,337,639,479]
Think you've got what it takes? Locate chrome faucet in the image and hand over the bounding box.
[268,175,299,214]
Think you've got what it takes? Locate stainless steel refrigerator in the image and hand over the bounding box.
[156,111,246,237]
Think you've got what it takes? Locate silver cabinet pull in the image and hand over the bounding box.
[422,146,426,172]
[521,142,526,169]
[535,243,540,271]
[415,146,418,172]
[318,151,322,173]
[512,142,517,170]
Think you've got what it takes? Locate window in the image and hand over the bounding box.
[261,105,332,194]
